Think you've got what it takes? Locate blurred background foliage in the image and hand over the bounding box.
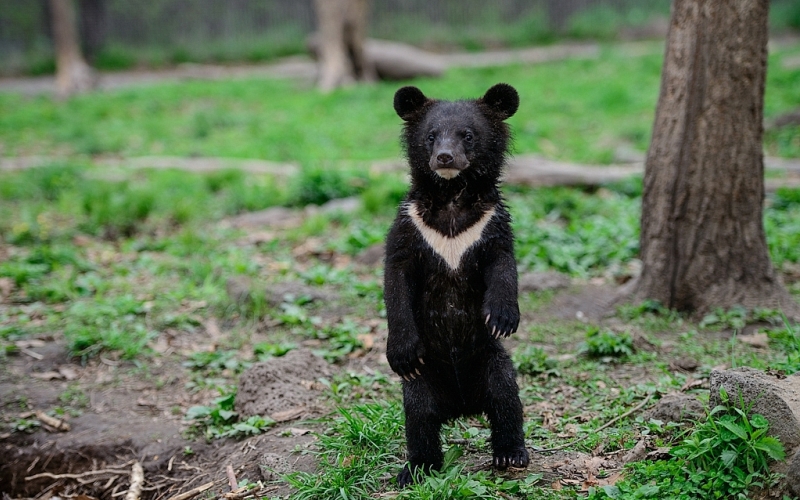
[2,0,796,76]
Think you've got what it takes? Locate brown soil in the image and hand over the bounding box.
[0,272,764,499]
[0,335,323,499]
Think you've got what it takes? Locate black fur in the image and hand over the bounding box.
[384,83,528,487]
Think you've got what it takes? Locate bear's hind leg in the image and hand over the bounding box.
[485,351,529,469]
[399,381,445,487]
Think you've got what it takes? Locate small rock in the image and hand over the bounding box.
[518,271,571,293]
[259,453,292,481]
[643,393,704,424]
[355,243,385,267]
[669,356,699,372]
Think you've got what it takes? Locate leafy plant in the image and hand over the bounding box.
[513,346,559,377]
[700,306,749,331]
[589,388,786,500]
[182,350,250,375]
[10,417,41,433]
[254,342,296,360]
[288,167,367,207]
[580,326,634,358]
[184,391,274,441]
[310,319,368,363]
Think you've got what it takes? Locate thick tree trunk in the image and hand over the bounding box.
[313,0,376,92]
[634,0,797,316]
[51,0,96,98]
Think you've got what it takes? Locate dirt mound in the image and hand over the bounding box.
[236,350,331,420]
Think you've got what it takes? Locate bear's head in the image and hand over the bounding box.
[394,83,519,184]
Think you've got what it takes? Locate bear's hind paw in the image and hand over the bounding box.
[492,448,529,469]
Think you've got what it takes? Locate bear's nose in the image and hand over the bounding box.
[437,153,454,165]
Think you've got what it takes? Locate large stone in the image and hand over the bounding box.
[709,368,800,496]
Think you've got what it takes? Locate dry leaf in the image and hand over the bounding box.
[646,447,672,460]
[271,407,305,423]
[58,366,79,380]
[680,378,704,392]
[0,277,14,298]
[622,439,648,463]
[15,339,46,349]
[581,475,599,492]
[357,333,375,350]
[584,456,605,476]
[558,424,578,438]
[31,371,63,381]
[204,318,222,340]
[542,411,558,431]
[241,230,277,245]
[738,333,769,349]
[597,471,624,487]
[287,428,311,436]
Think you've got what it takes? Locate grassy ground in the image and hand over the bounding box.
[1,43,799,163]
[1,41,800,499]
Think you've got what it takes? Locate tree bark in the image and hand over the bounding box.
[634,0,797,316]
[313,0,376,92]
[50,0,96,98]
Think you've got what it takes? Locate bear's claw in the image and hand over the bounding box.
[493,448,530,469]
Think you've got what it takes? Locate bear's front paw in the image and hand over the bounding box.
[386,340,426,381]
[483,301,520,339]
[493,448,529,469]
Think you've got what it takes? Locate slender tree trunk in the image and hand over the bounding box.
[313,0,376,92]
[50,0,96,98]
[634,0,797,316]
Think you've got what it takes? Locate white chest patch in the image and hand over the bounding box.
[407,202,495,271]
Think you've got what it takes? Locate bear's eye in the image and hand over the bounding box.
[427,133,435,143]
[464,131,473,142]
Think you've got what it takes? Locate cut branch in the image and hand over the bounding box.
[164,481,215,500]
[123,461,144,500]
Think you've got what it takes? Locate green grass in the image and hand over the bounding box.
[1,44,798,164]
[2,169,800,496]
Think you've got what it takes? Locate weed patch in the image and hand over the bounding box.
[184,391,275,441]
[589,390,786,500]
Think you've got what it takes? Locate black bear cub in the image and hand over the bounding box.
[384,83,529,486]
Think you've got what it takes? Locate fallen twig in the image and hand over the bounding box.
[226,464,237,491]
[535,393,654,453]
[20,347,44,360]
[35,411,70,432]
[223,485,280,499]
[164,481,214,500]
[124,461,144,500]
[26,468,131,481]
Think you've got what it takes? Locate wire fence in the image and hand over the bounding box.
[1,0,796,76]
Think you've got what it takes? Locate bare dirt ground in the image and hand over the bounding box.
[0,278,634,499]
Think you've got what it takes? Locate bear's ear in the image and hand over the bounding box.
[480,83,519,120]
[394,86,429,121]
